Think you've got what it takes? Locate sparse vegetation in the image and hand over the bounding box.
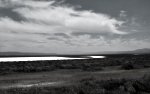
[0,55,150,75]
[0,55,150,94]
[1,74,150,94]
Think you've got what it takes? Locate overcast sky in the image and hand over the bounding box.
[0,0,150,54]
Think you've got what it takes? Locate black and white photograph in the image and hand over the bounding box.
[0,0,150,94]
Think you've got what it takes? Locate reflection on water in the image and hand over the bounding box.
[89,56,105,58]
[2,81,65,89]
[0,56,105,62]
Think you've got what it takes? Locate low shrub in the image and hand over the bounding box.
[121,62,134,70]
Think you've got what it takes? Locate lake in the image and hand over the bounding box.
[0,56,105,62]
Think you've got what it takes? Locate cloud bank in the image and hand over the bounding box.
[0,0,127,35]
[0,0,149,54]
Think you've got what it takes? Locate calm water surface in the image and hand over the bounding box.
[0,56,105,62]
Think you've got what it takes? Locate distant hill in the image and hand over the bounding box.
[0,48,150,57]
[83,48,150,55]
[101,48,150,55]
[0,52,57,57]
[130,48,150,54]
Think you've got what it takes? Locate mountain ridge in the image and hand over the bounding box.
[0,48,150,57]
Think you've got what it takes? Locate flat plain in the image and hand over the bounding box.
[0,54,150,94]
